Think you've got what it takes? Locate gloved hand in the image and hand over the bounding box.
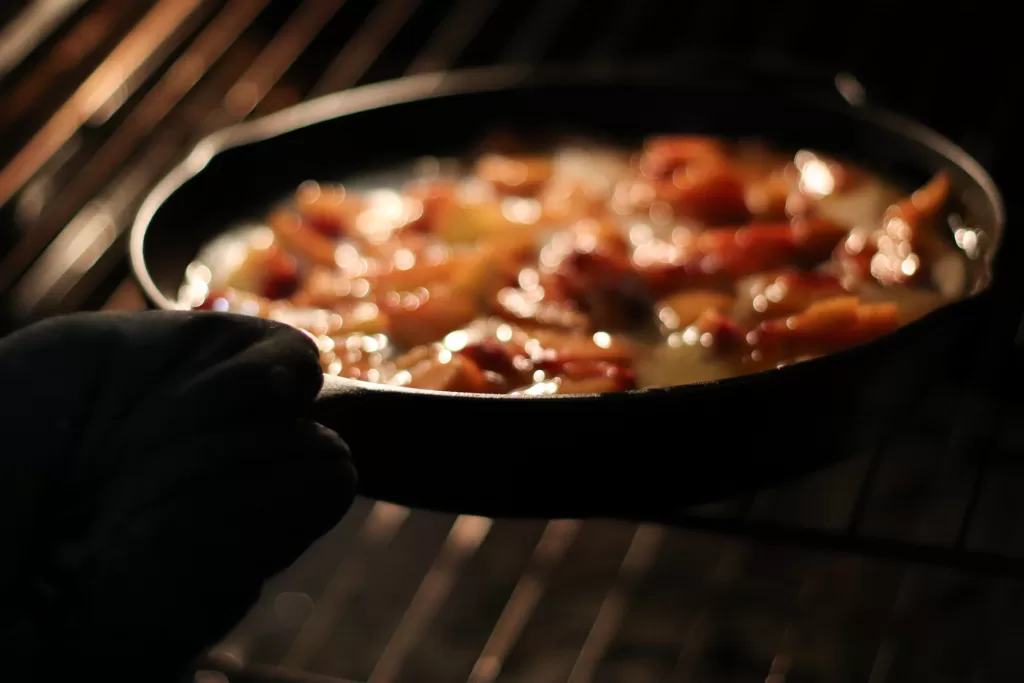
[0,311,356,682]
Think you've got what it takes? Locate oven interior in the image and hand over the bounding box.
[0,1,1020,682]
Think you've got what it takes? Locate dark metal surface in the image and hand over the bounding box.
[1,2,1021,682]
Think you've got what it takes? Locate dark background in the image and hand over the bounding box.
[0,1,1021,682]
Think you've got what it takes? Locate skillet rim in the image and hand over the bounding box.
[129,62,1007,403]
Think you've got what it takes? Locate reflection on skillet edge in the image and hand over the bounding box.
[178,135,977,395]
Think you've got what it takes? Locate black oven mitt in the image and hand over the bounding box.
[0,311,356,682]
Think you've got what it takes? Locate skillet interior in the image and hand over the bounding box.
[136,73,1001,307]
[131,69,1006,520]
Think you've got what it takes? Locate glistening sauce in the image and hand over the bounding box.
[179,136,970,395]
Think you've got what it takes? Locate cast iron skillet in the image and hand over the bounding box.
[130,63,1007,522]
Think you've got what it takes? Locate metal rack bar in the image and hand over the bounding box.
[7,0,268,285]
[312,0,422,96]
[8,0,339,317]
[202,656,355,683]
[0,0,205,213]
[564,525,665,683]
[219,0,345,122]
[0,0,89,80]
[667,540,752,680]
[466,521,581,683]
[405,0,502,76]
[0,0,134,133]
[367,516,493,683]
[276,503,411,669]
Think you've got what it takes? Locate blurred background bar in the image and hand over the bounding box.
[0,1,1020,682]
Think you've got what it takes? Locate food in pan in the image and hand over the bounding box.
[179,135,966,394]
